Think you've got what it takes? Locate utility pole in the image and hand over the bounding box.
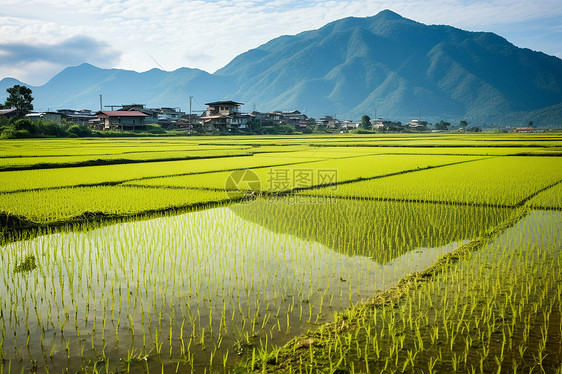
[189,96,193,129]
[99,94,102,111]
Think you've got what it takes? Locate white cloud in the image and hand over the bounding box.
[1,0,561,83]
[0,35,121,84]
[1,61,63,87]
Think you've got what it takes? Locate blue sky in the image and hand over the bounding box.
[1,0,561,85]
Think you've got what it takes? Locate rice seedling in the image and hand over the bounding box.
[302,156,562,206]
[126,154,482,191]
[0,148,254,170]
[526,181,562,210]
[0,151,330,193]
[0,185,241,224]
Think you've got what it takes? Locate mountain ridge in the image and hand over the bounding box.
[2,10,561,126]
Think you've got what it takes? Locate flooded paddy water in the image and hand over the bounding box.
[0,197,526,372]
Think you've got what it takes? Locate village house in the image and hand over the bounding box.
[0,107,18,118]
[200,101,249,131]
[316,116,341,129]
[95,110,148,131]
[405,119,428,131]
[57,109,98,125]
[371,118,384,129]
[277,110,309,127]
[340,120,360,132]
[116,104,185,126]
[250,111,283,127]
[26,112,63,122]
[159,107,185,122]
[372,118,404,131]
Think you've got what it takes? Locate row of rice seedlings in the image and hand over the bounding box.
[2,134,559,159]
[0,151,329,193]
[243,209,562,373]
[305,133,562,148]
[0,149,254,170]
[526,181,562,210]
[0,199,497,372]
[2,144,389,170]
[0,138,252,158]
[0,186,240,223]
[199,133,562,147]
[302,156,562,206]
[347,147,562,156]
[125,154,481,190]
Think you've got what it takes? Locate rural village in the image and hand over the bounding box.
[1,98,510,135]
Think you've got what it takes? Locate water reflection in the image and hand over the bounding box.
[0,198,518,373]
[230,196,513,263]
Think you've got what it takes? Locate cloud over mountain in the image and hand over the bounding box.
[2,0,560,85]
[0,36,120,85]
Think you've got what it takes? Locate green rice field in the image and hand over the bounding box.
[0,133,561,373]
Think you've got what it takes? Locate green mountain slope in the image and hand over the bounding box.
[216,10,562,125]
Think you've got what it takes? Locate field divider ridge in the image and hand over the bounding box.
[516,177,562,209]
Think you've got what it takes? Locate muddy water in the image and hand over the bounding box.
[0,198,512,373]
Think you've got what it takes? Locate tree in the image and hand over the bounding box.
[13,118,37,134]
[5,85,34,118]
[459,120,468,128]
[247,119,261,132]
[361,115,372,130]
[435,120,451,131]
[528,121,534,128]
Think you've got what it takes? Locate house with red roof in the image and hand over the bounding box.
[95,111,148,131]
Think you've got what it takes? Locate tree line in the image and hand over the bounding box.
[359,115,482,132]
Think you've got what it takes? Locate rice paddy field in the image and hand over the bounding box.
[0,133,561,373]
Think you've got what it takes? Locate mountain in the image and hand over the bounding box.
[216,10,562,124]
[1,63,235,112]
[2,10,562,125]
[0,78,33,96]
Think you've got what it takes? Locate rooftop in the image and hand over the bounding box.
[96,111,148,117]
[0,108,17,115]
[205,101,244,106]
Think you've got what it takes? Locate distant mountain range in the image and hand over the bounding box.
[2,10,562,126]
